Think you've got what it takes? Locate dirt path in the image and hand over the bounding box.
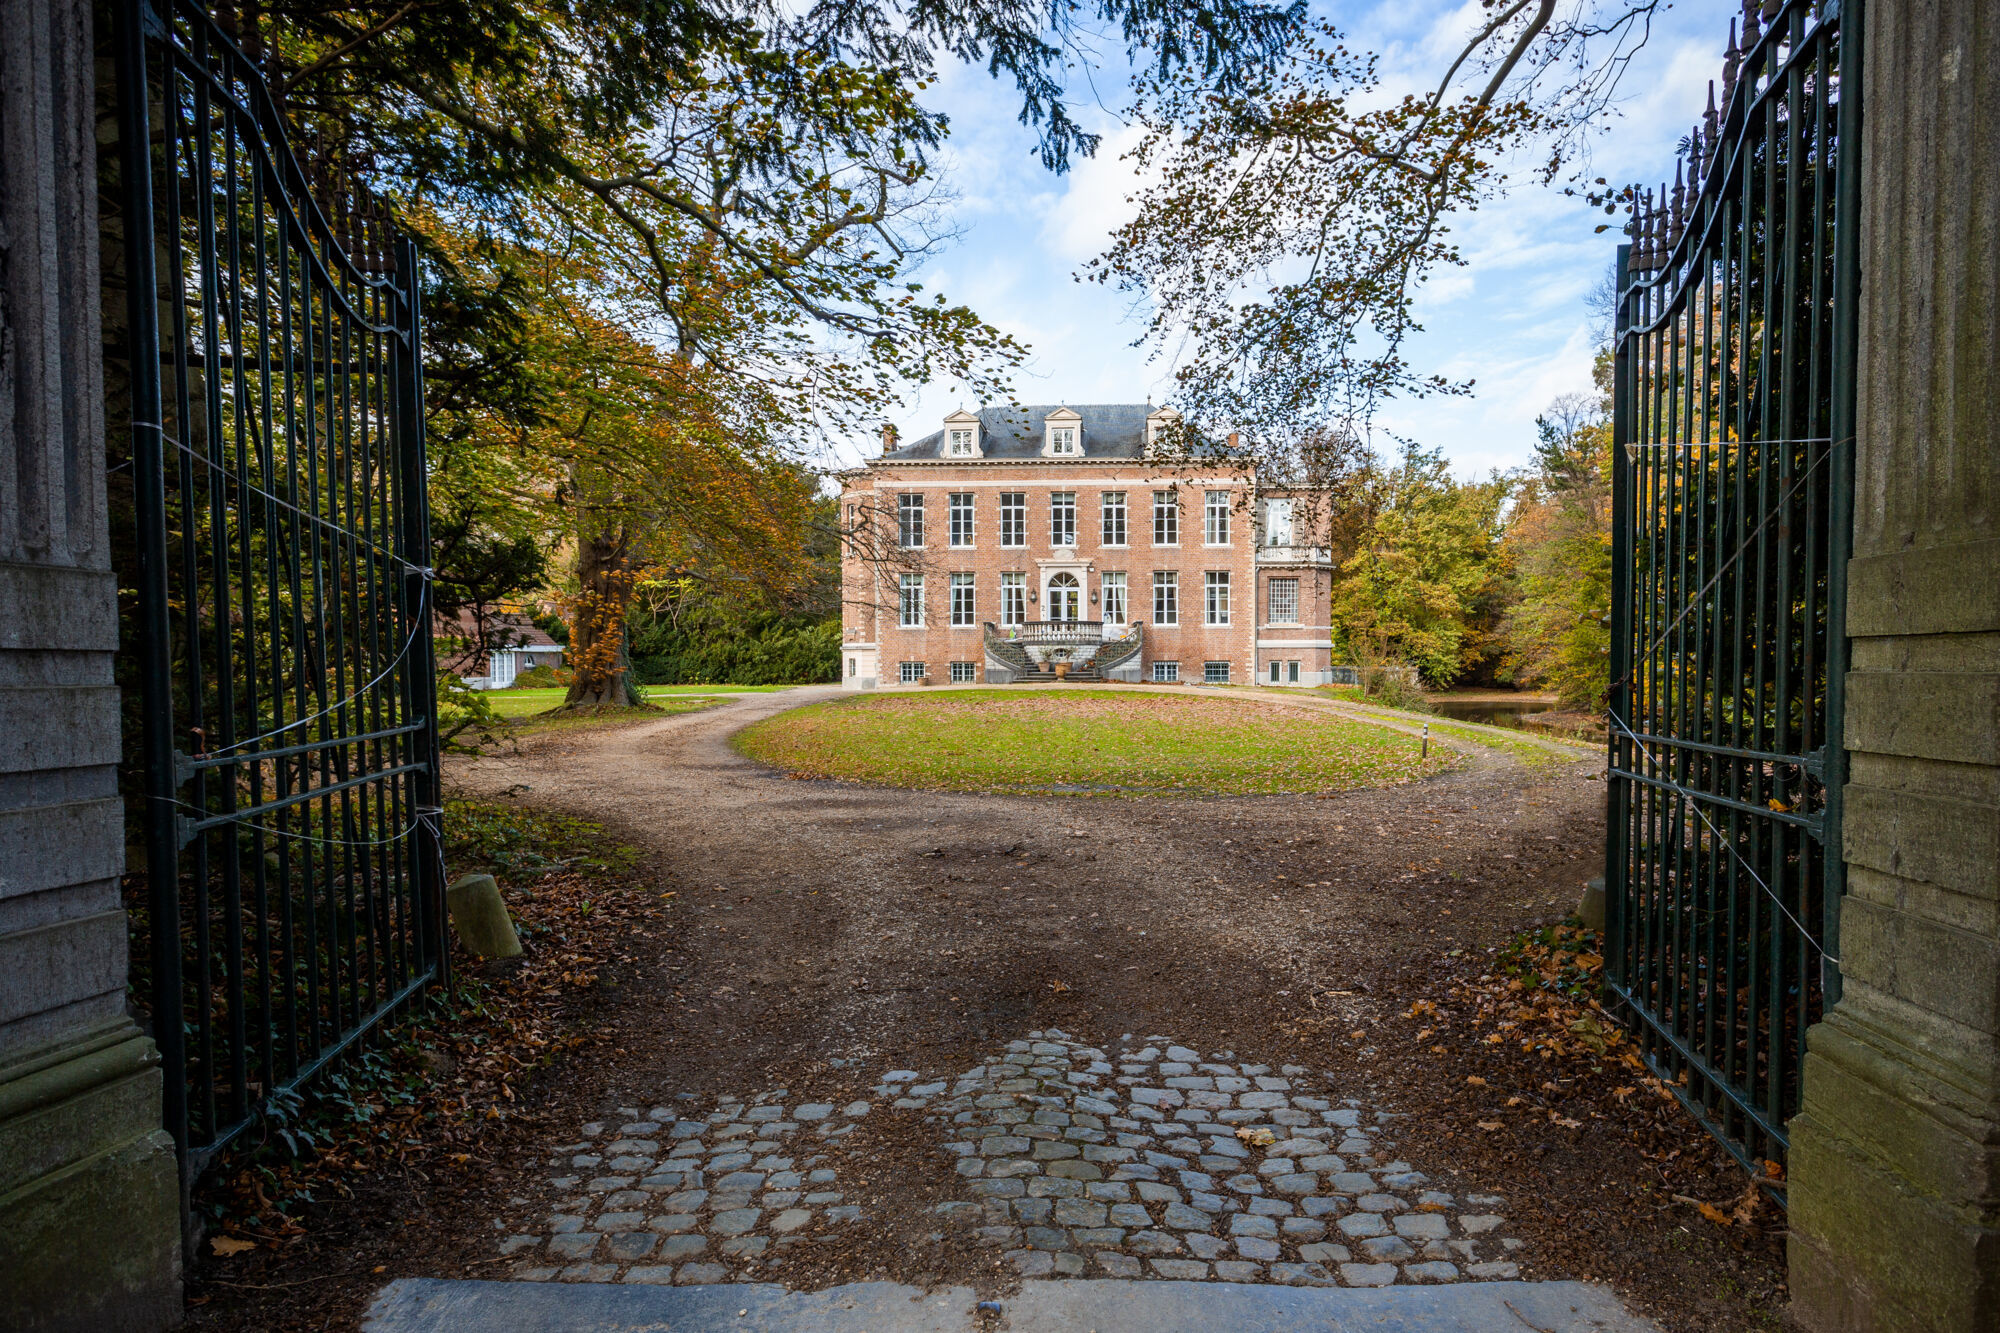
[449,686,1592,1082]
[323,688,1783,1332]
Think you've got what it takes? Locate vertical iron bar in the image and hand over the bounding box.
[118,0,188,1174]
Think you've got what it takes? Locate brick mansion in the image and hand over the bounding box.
[838,404,1336,690]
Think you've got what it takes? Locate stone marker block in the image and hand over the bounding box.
[447,873,522,958]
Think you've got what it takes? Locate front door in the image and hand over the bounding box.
[1047,573,1079,622]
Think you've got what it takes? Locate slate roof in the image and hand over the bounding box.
[884,404,1158,462]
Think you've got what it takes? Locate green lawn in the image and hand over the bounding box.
[483,684,797,719]
[733,689,1456,796]
[486,692,726,721]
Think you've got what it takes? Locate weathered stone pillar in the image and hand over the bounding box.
[1787,2,2000,1329]
[0,0,182,1327]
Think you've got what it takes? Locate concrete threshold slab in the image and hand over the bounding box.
[364,1277,1661,1332]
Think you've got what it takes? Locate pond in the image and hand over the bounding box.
[1429,695,1557,728]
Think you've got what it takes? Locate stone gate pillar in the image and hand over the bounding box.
[1787,1,2000,1329]
[0,0,182,1327]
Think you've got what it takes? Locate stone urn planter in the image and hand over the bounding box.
[1053,663,1070,680]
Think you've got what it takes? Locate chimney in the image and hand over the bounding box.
[881,423,899,455]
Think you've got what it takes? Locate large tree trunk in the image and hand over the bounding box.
[562,517,647,709]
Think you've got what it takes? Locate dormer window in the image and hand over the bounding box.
[1041,406,1083,458]
[1145,405,1182,454]
[942,409,981,458]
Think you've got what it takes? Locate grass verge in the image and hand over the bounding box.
[734,688,1455,796]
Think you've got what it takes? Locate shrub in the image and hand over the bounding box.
[511,664,574,688]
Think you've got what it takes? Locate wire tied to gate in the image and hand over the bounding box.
[1610,434,1849,691]
[127,429,439,764]
[140,425,433,577]
[1606,706,1839,964]
[158,793,424,849]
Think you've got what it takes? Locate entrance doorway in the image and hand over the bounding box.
[1046,572,1080,622]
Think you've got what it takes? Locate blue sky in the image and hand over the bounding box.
[827,1,1736,479]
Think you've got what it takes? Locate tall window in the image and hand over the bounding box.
[1152,571,1179,625]
[1204,490,1231,545]
[1049,491,1077,546]
[949,492,975,547]
[1263,496,1294,546]
[1001,572,1027,626]
[999,492,1026,547]
[1267,578,1299,625]
[900,574,924,627]
[1152,490,1179,545]
[1205,571,1231,625]
[1049,426,1078,455]
[950,572,976,626]
[1101,491,1128,546]
[948,427,976,456]
[898,493,924,547]
[1101,572,1127,625]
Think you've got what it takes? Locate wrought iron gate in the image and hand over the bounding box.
[113,0,444,1181]
[1605,0,1860,1187]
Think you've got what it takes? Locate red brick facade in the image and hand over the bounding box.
[838,405,1335,689]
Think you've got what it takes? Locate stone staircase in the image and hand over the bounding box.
[984,623,1143,683]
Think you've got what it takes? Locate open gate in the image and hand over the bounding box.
[111,0,444,1184]
[1604,0,1860,1189]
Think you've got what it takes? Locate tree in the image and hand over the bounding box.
[1500,375,1614,710]
[1091,3,1672,455]
[216,0,1307,709]
[1329,443,1511,688]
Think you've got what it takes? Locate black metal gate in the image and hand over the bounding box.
[112,0,443,1181]
[1605,0,1860,1187]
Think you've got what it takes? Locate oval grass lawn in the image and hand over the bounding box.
[734,688,1455,796]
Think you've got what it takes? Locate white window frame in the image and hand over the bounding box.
[1049,491,1077,546]
[1048,425,1078,455]
[1152,660,1180,683]
[899,574,925,628]
[1204,660,1231,684]
[1288,660,1300,684]
[1100,572,1128,626]
[1263,496,1294,547]
[949,572,976,626]
[1152,571,1179,626]
[947,427,977,457]
[950,661,977,682]
[999,492,1027,548]
[1205,570,1232,626]
[897,493,924,548]
[949,492,975,548]
[1152,490,1179,546]
[1000,572,1027,627]
[1204,490,1231,546]
[1269,659,1283,684]
[900,661,927,684]
[1267,577,1300,626]
[1101,491,1128,546]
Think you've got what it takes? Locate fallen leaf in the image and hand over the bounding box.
[1476,1120,1504,1131]
[1465,1075,1487,1086]
[210,1236,256,1256]
[1236,1127,1276,1147]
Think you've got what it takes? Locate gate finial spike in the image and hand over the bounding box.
[1742,0,1761,45]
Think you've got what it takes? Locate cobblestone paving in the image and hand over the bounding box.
[495,1030,1523,1289]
